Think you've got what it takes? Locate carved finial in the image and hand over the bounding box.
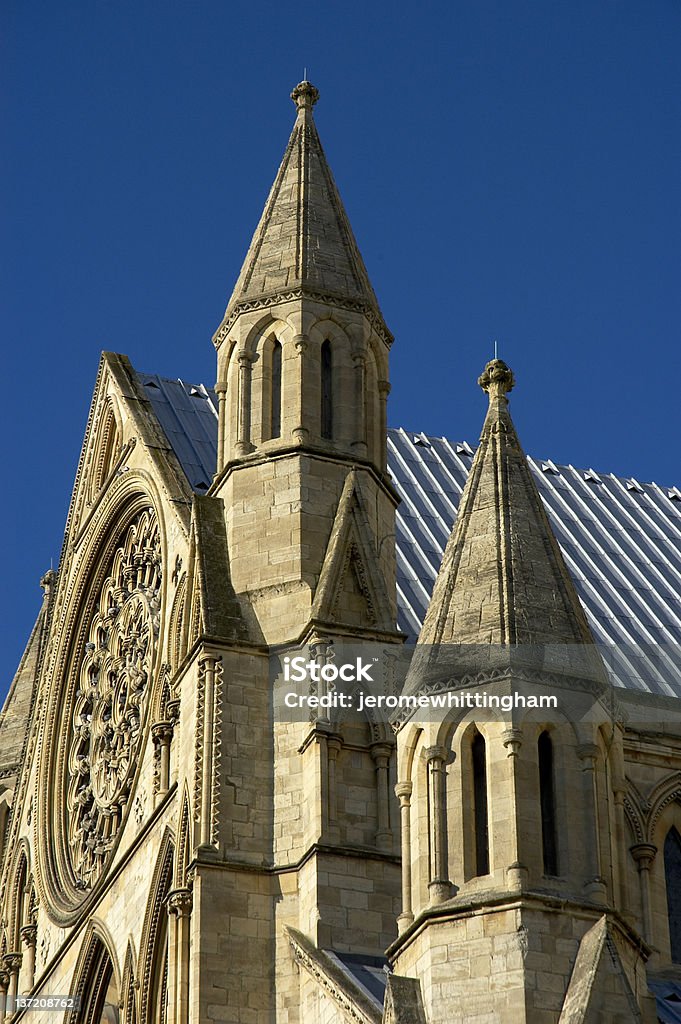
[40,568,56,596]
[478,358,515,401]
[291,80,319,113]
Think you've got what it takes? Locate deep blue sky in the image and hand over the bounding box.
[2,1,680,686]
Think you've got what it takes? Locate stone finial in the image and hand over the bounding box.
[291,80,319,112]
[478,358,515,400]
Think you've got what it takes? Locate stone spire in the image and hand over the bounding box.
[213,81,391,347]
[418,359,598,647]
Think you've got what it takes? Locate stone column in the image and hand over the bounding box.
[371,743,393,848]
[215,379,228,473]
[0,970,9,1020]
[3,954,21,1021]
[152,721,174,797]
[168,888,193,1024]
[235,352,255,456]
[577,743,607,903]
[198,655,220,848]
[425,746,453,904]
[19,925,36,995]
[631,844,657,944]
[502,728,528,890]
[351,351,367,457]
[326,735,342,826]
[309,638,333,726]
[395,781,414,931]
[610,732,629,915]
[291,333,310,444]
[378,381,390,469]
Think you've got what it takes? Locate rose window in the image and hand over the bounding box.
[65,508,161,889]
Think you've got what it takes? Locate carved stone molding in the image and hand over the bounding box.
[167,888,193,918]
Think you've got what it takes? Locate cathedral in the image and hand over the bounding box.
[2,80,681,1023]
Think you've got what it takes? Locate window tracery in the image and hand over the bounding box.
[66,508,162,889]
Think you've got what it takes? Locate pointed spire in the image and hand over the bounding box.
[214,82,391,347]
[418,359,598,648]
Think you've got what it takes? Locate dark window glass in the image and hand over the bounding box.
[271,340,282,439]
[321,340,333,440]
[472,731,489,875]
[665,826,681,962]
[539,731,558,876]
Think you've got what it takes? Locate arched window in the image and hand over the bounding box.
[140,836,174,1024]
[538,731,558,876]
[80,940,120,1024]
[665,826,681,962]
[149,902,169,1024]
[270,339,280,440]
[90,402,120,498]
[472,731,489,876]
[321,340,333,440]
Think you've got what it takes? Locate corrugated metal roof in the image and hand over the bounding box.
[137,372,681,695]
[136,372,218,492]
[323,952,387,1011]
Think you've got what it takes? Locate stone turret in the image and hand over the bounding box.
[390,362,656,1024]
[419,358,597,648]
[210,83,398,646]
[195,84,404,1020]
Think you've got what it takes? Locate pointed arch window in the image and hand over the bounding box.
[81,942,120,1024]
[472,731,489,876]
[149,903,169,1024]
[539,731,558,876]
[665,826,681,962]
[321,340,333,440]
[270,340,282,439]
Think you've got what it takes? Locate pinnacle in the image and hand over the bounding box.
[417,361,599,650]
[478,358,515,399]
[214,83,390,346]
[291,80,320,113]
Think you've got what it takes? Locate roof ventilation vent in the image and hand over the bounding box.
[669,487,681,501]
[584,469,602,484]
[412,435,430,448]
[626,479,644,493]
[456,442,474,457]
[143,380,160,389]
[541,460,559,474]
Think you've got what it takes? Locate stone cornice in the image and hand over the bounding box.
[385,890,650,963]
[213,288,393,351]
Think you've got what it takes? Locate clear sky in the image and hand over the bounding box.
[2,0,680,688]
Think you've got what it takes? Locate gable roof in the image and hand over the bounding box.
[136,370,681,696]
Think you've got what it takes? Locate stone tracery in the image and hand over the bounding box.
[65,508,161,889]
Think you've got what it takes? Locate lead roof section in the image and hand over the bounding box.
[137,372,681,696]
